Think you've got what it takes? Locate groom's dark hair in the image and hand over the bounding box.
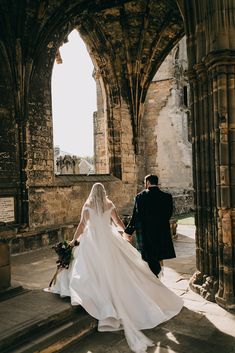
[145,174,158,185]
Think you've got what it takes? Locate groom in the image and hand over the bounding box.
[124,174,176,276]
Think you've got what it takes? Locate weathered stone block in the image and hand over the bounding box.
[0,265,11,290]
[0,242,10,289]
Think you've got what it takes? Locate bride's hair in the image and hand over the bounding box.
[86,183,109,214]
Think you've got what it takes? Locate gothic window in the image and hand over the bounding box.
[52,30,96,175]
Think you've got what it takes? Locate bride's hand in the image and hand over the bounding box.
[123,232,133,243]
[69,239,75,247]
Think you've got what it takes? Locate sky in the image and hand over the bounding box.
[51,30,96,157]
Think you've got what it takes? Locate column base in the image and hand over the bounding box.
[215,294,235,310]
[189,271,219,302]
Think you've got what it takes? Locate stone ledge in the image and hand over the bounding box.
[54,174,119,186]
[0,284,27,302]
[2,224,77,255]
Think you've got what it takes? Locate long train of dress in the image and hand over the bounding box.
[47,206,183,353]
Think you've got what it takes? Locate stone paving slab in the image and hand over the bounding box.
[11,247,57,290]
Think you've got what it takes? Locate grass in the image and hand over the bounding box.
[176,212,195,225]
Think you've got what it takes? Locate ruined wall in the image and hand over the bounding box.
[27,43,57,187]
[56,155,81,174]
[5,175,135,253]
[29,175,133,229]
[139,37,193,213]
[0,1,184,256]
[0,42,20,225]
[94,37,193,215]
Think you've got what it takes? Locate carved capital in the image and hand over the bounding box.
[194,62,206,80]
[204,49,235,71]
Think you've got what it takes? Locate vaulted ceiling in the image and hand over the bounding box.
[0,0,184,139]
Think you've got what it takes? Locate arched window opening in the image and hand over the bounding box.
[52,29,96,175]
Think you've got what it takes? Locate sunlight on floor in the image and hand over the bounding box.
[205,311,235,337]
[153,341,179,353]
[165,332,180,344]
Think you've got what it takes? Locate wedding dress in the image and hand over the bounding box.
[48,205,183,353]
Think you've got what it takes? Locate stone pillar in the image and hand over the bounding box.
[180,0,235,309]
[189,52,235,308]
[93,70,109,174]
[206,52,235,308]
[120,100,137,185]
[188,62,219,301]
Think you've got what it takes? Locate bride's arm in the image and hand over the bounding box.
[111,207,130,241]
[111,207,125,231]
[111,208,132,242]
[70,207,88,245]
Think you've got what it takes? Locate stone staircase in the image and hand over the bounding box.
[0,290,97,353]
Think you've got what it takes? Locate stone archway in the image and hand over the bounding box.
[18,0,185,226]
[0,0,234,309]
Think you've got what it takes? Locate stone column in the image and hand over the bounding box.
[189,52,235,308]
[179,0,235,309]
[205,52,235,308]
[93,69,109,174]
[119,99,137,185]
[188,62,218,301]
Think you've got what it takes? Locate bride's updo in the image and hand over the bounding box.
[87,183,109,214]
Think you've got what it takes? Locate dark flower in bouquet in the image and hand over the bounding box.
[49,240,78,288]
[52,240,73,269]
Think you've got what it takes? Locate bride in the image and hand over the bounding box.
[48,183,183,353]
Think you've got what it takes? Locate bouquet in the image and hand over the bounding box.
[49,240,79,288]
[52,240,74,269]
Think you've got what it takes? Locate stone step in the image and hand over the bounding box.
[0,285,28,302]
[5,312,96,353]
[0,291,97,353]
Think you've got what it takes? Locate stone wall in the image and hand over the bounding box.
[2,178,191,254]
[93,37,193,212]
[139,37,193,213]
[28,175,134,229]
[141,37,192,186]
[2,175,136,253]
[0,42,20,225]
[0,4,188,253]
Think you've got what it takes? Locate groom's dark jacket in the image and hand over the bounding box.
[125,186,176,262]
